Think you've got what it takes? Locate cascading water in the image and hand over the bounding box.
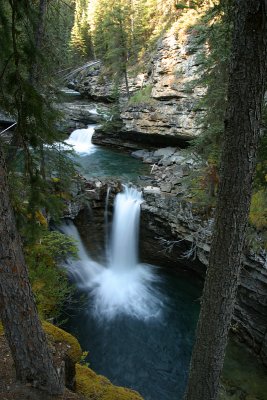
[65,125,96,154]
[109,186,142,271]
[62,186,163,321]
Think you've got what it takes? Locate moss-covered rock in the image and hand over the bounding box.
[42,321,82,363]
[1,321,143,399]
[42,321,83,391]
[76,364,144,400]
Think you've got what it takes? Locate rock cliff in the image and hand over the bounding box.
[71,16,206,147]
[120,24,205,142]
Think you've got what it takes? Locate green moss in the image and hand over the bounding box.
[76,364,144,400]
[42,321,82,363]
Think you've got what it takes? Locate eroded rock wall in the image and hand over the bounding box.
[140,188,267,368]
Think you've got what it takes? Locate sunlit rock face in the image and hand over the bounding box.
[120,24,206,141]
[71,21,206,144]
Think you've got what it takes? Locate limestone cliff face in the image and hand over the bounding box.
[120,25,205,141]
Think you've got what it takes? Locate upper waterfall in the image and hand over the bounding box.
[65,125,96,154]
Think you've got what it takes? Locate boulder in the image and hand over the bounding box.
[153,147,177,157]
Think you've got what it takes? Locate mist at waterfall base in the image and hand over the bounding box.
[61,187,200,400]
[65,124,149,181]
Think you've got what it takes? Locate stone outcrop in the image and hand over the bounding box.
[138,150,267,368]
[63,6,267,371]
[72,63,115,102]
[57,100,108,132]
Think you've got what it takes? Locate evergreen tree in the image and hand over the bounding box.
[71,0,94,60]
[93,0,132,96]
[0,0,78,391]
[0,0,76,223]
[185,1,267,399]
[0,144,64,394]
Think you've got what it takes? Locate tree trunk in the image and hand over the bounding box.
[184,1,267,400]
[0,144,64,394]
[124,67,130,99]
[29,0,47,86]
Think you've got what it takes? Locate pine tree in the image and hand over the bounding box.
[0,143,64,394]
[71,0,94,60]
[185,1,267,399]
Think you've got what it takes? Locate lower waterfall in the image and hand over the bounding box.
[62,186,163,321]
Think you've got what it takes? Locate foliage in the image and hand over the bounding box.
[190,3,232,163]
[99,99,123,134]
[128,85,153,105]
[0,1,80,323]
[25,230,78,319]
[7,147,77,243]
[70,0,94,61]
[70,0,179,86]
[249,190,267,231]
[0,0,78,237]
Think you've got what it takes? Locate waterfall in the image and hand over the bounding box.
[109,186,142,271]
[60,223,102,288]
[62,186,163,321]
[104,186,111,261]
[65,125,96,154]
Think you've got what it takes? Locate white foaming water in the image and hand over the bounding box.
[62,186,163,321]
[65,125,96,154]
[109,186,142,271]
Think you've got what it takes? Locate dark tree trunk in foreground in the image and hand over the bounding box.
[0,145,64,394]
[185,1,267,400]
[29,0,47,86]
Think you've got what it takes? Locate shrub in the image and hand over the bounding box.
[25,230,78,319]
[249,190,267,231]
[128,85,153,105]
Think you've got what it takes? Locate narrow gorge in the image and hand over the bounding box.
[1,2,267,400]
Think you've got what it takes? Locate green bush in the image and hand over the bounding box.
[25,230,78,319]
[128,85,153,105]
[249,190,267,231]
